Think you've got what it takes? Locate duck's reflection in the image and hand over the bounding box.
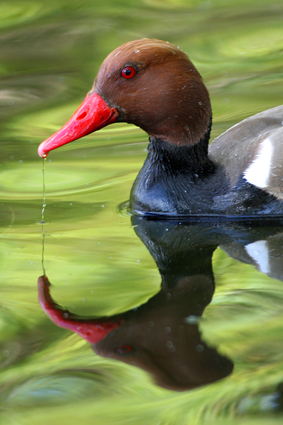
[38,217,283,391]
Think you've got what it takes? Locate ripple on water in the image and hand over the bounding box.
[0,162,130,199]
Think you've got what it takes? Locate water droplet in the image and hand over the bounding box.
[198,101,202,106]
[184,315,200,325]
[166,341,176,352]
[137,259,141,263]
[165,327,171,334]
[134,49,140,53]
[63,312,69,319]
[196,344,204,352]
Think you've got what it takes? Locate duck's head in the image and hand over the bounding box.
[38,38,211,158]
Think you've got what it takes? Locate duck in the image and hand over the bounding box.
[38,38,283,218]
[38,216,236,391]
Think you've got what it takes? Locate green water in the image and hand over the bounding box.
[1,0,283,424]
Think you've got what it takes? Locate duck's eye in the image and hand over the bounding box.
[121,66,136,79]
[116,345,133,354]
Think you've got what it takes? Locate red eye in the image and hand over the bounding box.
[116,345,133,354]
[121,66,136,79]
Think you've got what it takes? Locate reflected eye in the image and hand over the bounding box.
[121,66,136,79]
[116,345,133,354]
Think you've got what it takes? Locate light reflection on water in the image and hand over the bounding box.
[1,1,283,424]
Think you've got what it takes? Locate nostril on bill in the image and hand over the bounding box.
[77,110,88,120]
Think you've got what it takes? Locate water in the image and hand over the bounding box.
[1,1,283,424]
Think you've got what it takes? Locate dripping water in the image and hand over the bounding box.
[41,157,46,276]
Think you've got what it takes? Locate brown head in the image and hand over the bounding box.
[38,38,211,157]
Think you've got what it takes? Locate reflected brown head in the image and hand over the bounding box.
[93,38,211,146]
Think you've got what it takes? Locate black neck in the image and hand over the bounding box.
[148,115,215,179]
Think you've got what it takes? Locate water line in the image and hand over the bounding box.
[41,157,46,276]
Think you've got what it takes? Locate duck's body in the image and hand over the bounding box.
[209,106,283,203]
[38,39,283,218]
[131,107,283,217]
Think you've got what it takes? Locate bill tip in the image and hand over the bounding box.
[38,143,48,158]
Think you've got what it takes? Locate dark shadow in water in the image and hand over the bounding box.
[38,217,283,391]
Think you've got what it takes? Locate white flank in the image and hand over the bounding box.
[243,138,273,188]
[245,240,270,274]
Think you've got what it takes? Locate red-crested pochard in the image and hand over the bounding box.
[38,39,283,217]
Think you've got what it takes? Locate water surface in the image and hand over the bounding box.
[1,1,283,424]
